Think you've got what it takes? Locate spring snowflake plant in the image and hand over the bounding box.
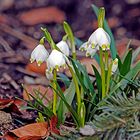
[24,5,140,138]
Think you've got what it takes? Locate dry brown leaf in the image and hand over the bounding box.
[4,122,48,140]
[26,62,46,75]
[19,6,66,25]
[0,14,8,23]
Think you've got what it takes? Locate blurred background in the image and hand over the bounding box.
[0,0,140,98]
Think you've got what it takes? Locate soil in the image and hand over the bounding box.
[0,0,140,136]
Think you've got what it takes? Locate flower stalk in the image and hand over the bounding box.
[99,48,106,98]
[106,62,113,94]
[98,7,105,28]
[52,69,57,115]
[68,65,81,114]
[63,21,76,59]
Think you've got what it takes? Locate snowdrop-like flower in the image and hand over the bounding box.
[47,49,66,72]
[79,42,98,56]
[111,58,118,74]
[88,28,111,51]
[56,40,70,56]
[79,28,111,56]
[30,44,49,66]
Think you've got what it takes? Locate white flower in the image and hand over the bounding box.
[79,42,97,57]
[30,44,49,66]
[56,40,70,56]
[88,28,111,51]
[111,58,118,74]
[47,49,66,72]
[46,69,53,80]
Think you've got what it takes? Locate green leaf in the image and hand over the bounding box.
[110,61,140,94]
[120,49,132,77]
[60,80,75,123]
[132,47,140,63]
[92,65,102,100]
[57,99,63,126]
[50,82,81,127]
[63,21,75,48]
[92,4,117,59]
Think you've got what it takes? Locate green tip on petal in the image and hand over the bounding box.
[55,65,59,72]
[63,64,66,69]
[101,44,107,51]
[37,61,42,66]
[30,58,34,63]
[86,52,90,57]
[91,43,95,49]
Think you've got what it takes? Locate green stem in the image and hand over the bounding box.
[69,65,81,114]
[99,48,106,99]
[106,62,113,94]
[98,7,105,28]
[72,52,76,60]
[105,51,109,70]
[53,69,57,115]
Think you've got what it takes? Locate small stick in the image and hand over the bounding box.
[0,36,14,52]
[3,73,20,92]
[16,66,40,77]
[0,24,38,49]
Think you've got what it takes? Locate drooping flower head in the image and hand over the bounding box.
[88,28,111,51]
[56,40,70,56]
[79,42,98,57]
[47,49,66,73]
[79,28,111,56]
[30,44,49,66]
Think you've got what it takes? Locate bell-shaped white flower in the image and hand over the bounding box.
[56,40,70,56]
[111,58,118,74]
[30,44,49,66]
[88,28,111,51]
[47,49,66,72]
[79,42,97,57]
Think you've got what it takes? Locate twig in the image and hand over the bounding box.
[3,73,20,92]
[16,66,40,77]
[0,36,14,52]
[0,24,38,49]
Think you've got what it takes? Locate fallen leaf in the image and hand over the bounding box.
[80,57,100,75]
[4,122,48,140]
[19,6,66,25]
[0,14,8,23]
[49,116,60,135]
[26,62,46,75]
[0,99,23,114]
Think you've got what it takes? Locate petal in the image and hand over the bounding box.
[47,50,66,70]
[88,28,111,50]
[112,58,118,74]
[56,40,70,56]
[30,44,49,64]
[79,42,88,51]
[46,69,53,80]
[86,46,97,57]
